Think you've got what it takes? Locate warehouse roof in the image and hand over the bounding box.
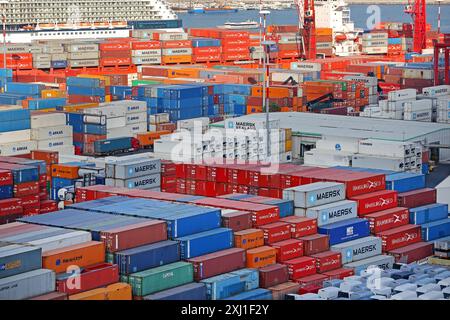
[212,112,450,142]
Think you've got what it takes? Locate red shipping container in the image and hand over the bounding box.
[40,200,58,214]
[23,206,40,216]
[161,161,176,176]
[279,167,323,189]
[132,41,161,50]
[365,207,410,233]
[280,216,317,238]
[259,264,289,288]
[100,42,130,51]
[221,46,249,54]
[192,197,279,227]
[176,179,186,194]
[221,53,251,61]
[387,242,433,263]
[322,268,355,280]
[0,198,23,217]
[161,176,176,189]
[14,182,40,197]
[258,188,282,199]
[100,220,167,253]
[100,57,131,66]
[311,251,342,273]
[193,54,221,63]
[161,40,192,48]
[284,256,317,280]
[397,188,436,208]
[188,248,246,281]
[221,210,253,232]
[260,222,291,244]
[298,283,323,294]
[221,38,250,46]
[377,224,422,252]
[296,274,329,287]
[175,163,187,179]
[186,164,207,181]
[326,172,386,197]
[206,165,228,183]
[0,170,13,186]
[56,263,119,295]
[19,194,40,207]
[299,234,329,256]
[100,50,131,58]
[350,190,398,216]
[193,47,221,55]
[271,239,304,262]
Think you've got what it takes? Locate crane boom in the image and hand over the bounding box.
[295,0,316,59]
[405,0,427,53]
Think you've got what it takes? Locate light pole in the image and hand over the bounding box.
[437,0,442,34]
[0,1,7,92]
[259,10,271,160]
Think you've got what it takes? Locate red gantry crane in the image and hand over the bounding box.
[404,0,427,53]
[295,0,316,59]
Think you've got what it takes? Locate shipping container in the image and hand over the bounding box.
[142,283,207,300]
[259,264,289,289]
[378,224,422,251]
[306,200,358,227]
[299,234,329,256]
[365,207,410,233]
[284,257,317,280]
[271,239,304,263]
[283,182,346,208]
[330,236,382,264]
[0,244,42,279]
[246,246,277,268]
[178,228,233,259]
[279,216,317,238]
[0,269,55,300]
[310,251,342,273]
[388,242,433,263]
[318,218,370,245]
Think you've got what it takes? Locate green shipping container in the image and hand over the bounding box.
[128,261,194,296]
[106,252,114,264]
[132,80,162,86]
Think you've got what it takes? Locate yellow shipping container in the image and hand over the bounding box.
[162,55,192,64]
[106,283,132,300]
[62,103,99,112]
[41,89,65,99]
[69,288,107,300]
[167,68,200,79]
[285,140,292,152]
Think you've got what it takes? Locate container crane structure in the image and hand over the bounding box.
[294,0,316,59]
[404,0,427,53]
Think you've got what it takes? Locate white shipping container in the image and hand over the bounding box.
[404,110,433,122]
[291,62,321,72]
[358,139,412,158]
[0,140,37,156]
[126,112,147,125]
[31,113,66,128]
[315,137,360,153]
[0,269,55,300]
[343,75,378,87]
[306,200,358,226]
[158,32,189,41]
[352,154,406,171]
[86,100,147,117]
[403,99,432,112]
[0,130,31,144]
[362,47,388,54]
[422,85,450,97]
[304,149,353,167]
[132,49,162,56]
[132,56,162,65]
[37,137,73,150]
[106,116,127,129]
[388,89,417,101]
[67,51,99,60]
[162,48,193,56]
[31,125,73,141]
[149,113,170,125]
[402,68,433,80]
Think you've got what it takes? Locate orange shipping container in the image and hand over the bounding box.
[132,41,161,50]
[162,55,192,64]
[167,68,200,78]
[316,28,333,36]
[106,283,132,300]
[251,86,291,98]
[42,241,105,273]
[247,105,263,114]
[69,288,107,300]
[51,164,80,179]
[41,89,65,99]
[161,40,192,49]
[246,246,277,268]
[234,229,264,250]
[31,150,59,165]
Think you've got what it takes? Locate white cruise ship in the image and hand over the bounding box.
[315,0,363,56]
[0,0,181,43]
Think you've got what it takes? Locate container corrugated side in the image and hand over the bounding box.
[0,269,55,300]
[142,283,206,300]
[330,236,382,264]
[343,255,395,275]
[0,244,42,279]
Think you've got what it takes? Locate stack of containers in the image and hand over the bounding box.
[0,156,42,217]
[1,82,42,107]
[361,31,388,55]
[0,108,34,156]
[203,30,250,62]
[46,44,68,69]
[191,38,221,64]
[0,69,13,91]
[422,85,450,124]
[66,76,106,104]
[158,32,192,65]
[316,28,333,57]
[30,150,59,214]
[66,110,106,155]
[105,154,161,190]
[354,139,422,173]
[0,44,33,70]
[148,113,171,132]
[65,42,100,68]
[218,84,252,117]
[30,112,74,155]
[99,40,132,67]
[160,160,177,192]
[131,40,162,66]
[0,221,133,300]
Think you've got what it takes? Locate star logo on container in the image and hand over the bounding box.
[321,212,328,222]
[346,249,352,259]
[128,168,133,175]
[310,195,315,203]
[335,144,342,151]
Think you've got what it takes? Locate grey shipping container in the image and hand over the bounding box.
[67,52,100,60]
[132,49,162,57]
[162,48,193,56]
[0,269,55,300]
[0,244,42,279]
[132,56,162,65]
[283,182,346,208]
[344,255,395,275]
[68,59,99,67]
[331,236,382,264]
[111,173,161,190]
[306,200,358,226]
[65,43,99,53]
[106,158,161,180]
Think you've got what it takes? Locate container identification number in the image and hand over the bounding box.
[181,304,270,318]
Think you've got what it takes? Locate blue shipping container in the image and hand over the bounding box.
[0,244,42,279]
[201,273,246,300]
[385,172,425,193]
[142,283,207,300]
[421,219,450,241]
[0,164,39,184]
[409,203,449,225]
[0,185,13,199]
[177,228,234,259]
[114,240,180,274]
[6,82,44,95]
[0,119,31,132]
[229,269,259,291]
[318,218,370,245]
[224,288,272,300]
